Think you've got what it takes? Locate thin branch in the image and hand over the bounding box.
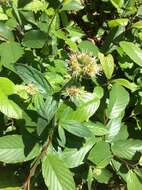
[22,136,52,190]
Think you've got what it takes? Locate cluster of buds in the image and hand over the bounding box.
[62,86,84,99]
[65,86,82,97]
[67,52,101,77]
[24,83,39,96]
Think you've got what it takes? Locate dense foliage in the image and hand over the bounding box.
[0,0,142,189]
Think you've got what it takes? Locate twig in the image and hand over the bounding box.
[22,136,52,190]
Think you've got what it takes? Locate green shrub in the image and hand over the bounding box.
[0,0,142,189]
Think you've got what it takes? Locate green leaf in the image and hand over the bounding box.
[0,187,20,190]
[33,94,58,135]
[102,26,125,53]
[0,7,8,21]
[87,166,94,190]
[60,138,96,168]
[57,98,100,123]
[127,170,142,190]
[60,120,92,138]
[58,125,66,147]
[110,0,124,9]
[108,18,128,28]
[139,156,142,166]
[112,78,137,91]
[23,30,47,48]
[88,141,112,168]
[120,41,142,67]
[132,21,142,29]
[33,94,58,122]
[0,42,24,66]
[37,117,48,136]
[137,5,142,17]
[58,104,87,122]
[78,40,99,56]
[71,90,101,120]
[84,121,108,136]
[107,84,129,119]
[93,168,113,184]
[24,0,48,13]
[61,0,84,11]
[0,90,22,119]
[93,86,104,99]
[106,119,129,143]
[42,153,76,190]
[106,117,122,142]
[0,166,20,189]
[15,64,53,95]
[98,53,114,79]
[0,77,15,95]
[111,139,142,160]
[65,38,78,50]
[77,88,103,105]
[0,22,14,41]
[0,135,41,163]
[0,77,22,119]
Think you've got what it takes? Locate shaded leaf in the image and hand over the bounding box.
[60,120,92,138]
[33,94,58,121]
[15,64,53,95]
[0,166,20,189]
[23,30,47,48]
[87,166,94,190]
[0,22,14,41]
[60,137,96,168]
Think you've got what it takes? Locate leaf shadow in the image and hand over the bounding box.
[22,130,39,157]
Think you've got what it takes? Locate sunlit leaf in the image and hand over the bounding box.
[61,0,84,11]
[98,52,114,79]
[120,41,142,67]
[111,139,142,160]
[42,153,76,190]
[107,84,129,119]
[0,135,41,163]
[127,170,142,190]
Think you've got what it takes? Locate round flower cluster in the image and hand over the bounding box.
[67,52,101,77]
